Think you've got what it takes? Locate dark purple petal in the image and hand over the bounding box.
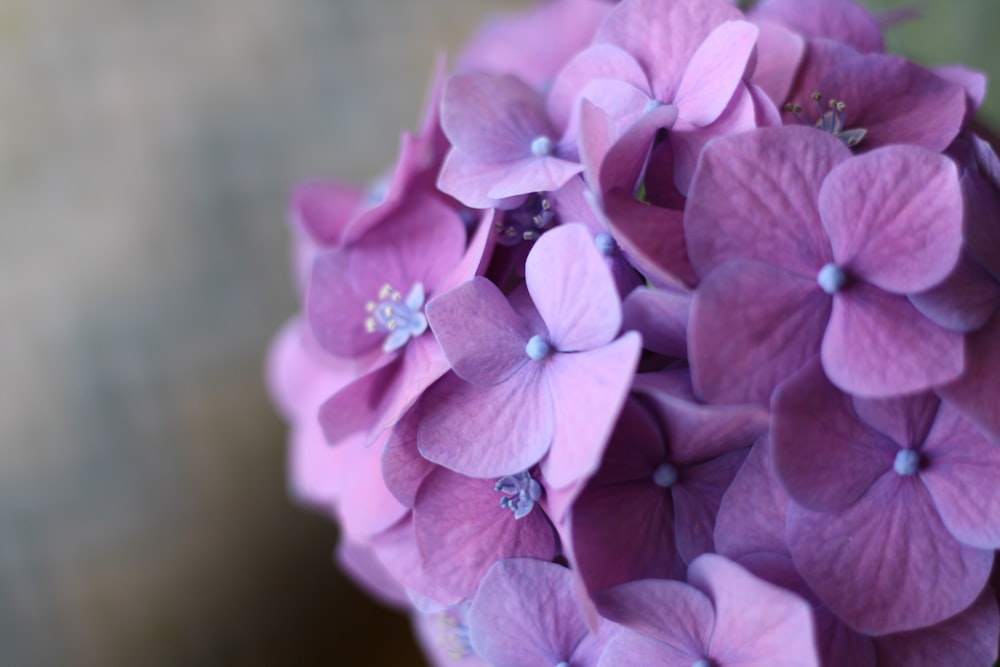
[382,405,434,508]
[820,145,963,293]
[939,311,1000,440]
[685,126,847,278]
[415,470,557,603]
[788,474,994,634]
[874,588,1000,667]
[822,283,965,397]
[671,449,750,563]
[689,260,830,405]
[752,0,884,53]
[772,359,898,512]
[604,189,695,288]
[909,253,1000,332]
[621,286,690,359]
[427,277,531,386]
[921,403,1000,549]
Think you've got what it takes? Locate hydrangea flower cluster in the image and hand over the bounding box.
[268,0,1000,664]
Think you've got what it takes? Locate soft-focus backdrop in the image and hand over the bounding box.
[1,1,997,665]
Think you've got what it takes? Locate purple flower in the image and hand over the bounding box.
[685,125,964,404]
[772,360,1000,634]
[596,554,820,667]
[468,558,618,667]
[418,223,641,502]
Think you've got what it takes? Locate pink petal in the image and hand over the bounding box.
[417,368,554,478]
[674,21,759,127]
[291,180,364,248]
[821,284,965,397]
[599,632,701,667]
[426,277,531,386]
[689,260,830,405]
[542,332,642,492]
[690,554,819,667]
[621,286,691,359]
[547,43,650,132]
[381,406,434,508]
[685,126,848,278]
[486,156,585,201]
[820,145,963,293]
[596,0,743,104]
[751,20,806,105]
[337,429,409,540]
[788,474,994,634]
[526,223,622,351]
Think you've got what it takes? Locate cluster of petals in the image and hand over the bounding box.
[266,0,1000,664]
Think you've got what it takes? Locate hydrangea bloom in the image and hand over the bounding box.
[267,0,1000,664]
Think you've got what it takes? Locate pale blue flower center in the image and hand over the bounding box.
[364,282,428,352]
[526,335,552,361]
[691,660,713,667]
[653,462,679,488]
[643,97,664,114]
[894,449,921,476]
[817,263,848,294]
[555,662,570,667]
[784,92,867,148]
[436,608,473,660]
[495,471,543,519]
[496,193,556,246]
[531,135,554,157]
[595,232,617,256]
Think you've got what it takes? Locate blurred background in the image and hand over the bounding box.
[0,0,997,665]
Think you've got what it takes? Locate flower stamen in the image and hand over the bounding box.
[363,282,428,352]
[495,471,543,519]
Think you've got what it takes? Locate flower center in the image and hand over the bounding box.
[364,282,428,352]
[894,449,921,476]
[495,471,543,519]
[691,660,713,667]
[595,232,617,256]
[653,462,679,488]
[435,608,473,660]
[531,135,554,157]
[784,92,867,148]
[525,335,552,361]
[495,193,557,246]
[817,263,848,294]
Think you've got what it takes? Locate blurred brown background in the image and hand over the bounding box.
[0,1,996,666]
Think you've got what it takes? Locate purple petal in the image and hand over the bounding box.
[851,391,940,450]
[939,311,1000,440]
[921,403,1000,549]
[487,156,585,201]
[595,102,679,195]
[382,405,434,508]
[649,390,768,466]
[714,437,791,559]
[318,359,400,444]
[689,260,830,405]
[441,72,553,162]
[427,277,531,386]
[788,474,994,634]
[603,189,695,288]
[415,471,557,603]
[468,558,587,667]
[685,126,847,278]
[874,588,1000,667]
[674,21,759,127]
[909,252,1000,333]
[621,286,691,359]
[818,55,966,152]
[417,368,553,478]
[772,359,898,511]
[596,578,714,655]
[821,283,965,397]
[820,145,963,293]
[336,430,409,540]
[751,0,884,53]
[291,180,364,248]
[542,332,642,492]
[598,632,700,667]
[751,20,806,105]
[689,554,819,667]
[526,223,622,351]
[671,449,750,563]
